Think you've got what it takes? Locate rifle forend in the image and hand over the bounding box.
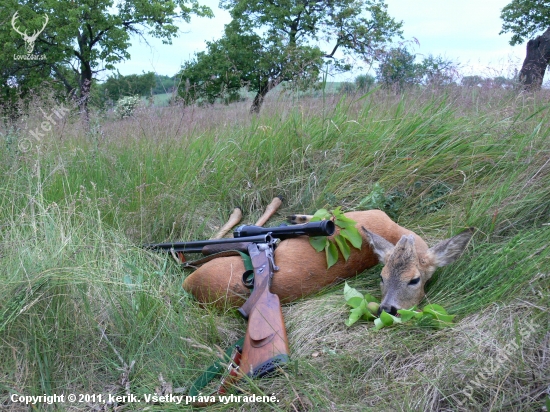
[238,241,290,378]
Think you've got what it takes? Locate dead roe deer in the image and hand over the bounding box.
[182,210,473,314]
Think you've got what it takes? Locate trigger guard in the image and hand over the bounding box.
[242,270,254,289]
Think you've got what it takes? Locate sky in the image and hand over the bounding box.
[113,0,526,81]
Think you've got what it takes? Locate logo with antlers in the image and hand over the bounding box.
[11,11,49,54]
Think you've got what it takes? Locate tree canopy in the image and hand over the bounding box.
[375,47,457,92]
[500,0,550,45]
[500,0,550,89]
[179,0,403,113]
[1,0,212,115]
[101,72,157,103]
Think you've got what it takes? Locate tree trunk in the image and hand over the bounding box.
[519,27,550,90]
[79,62,93,123]
[249,81,270,114]
[249,77,283,114]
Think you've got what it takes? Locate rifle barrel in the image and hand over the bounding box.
[143,234,273,254]
[144,220,335,254]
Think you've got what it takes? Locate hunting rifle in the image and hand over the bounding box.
[145,220,335,389]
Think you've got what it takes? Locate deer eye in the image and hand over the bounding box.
[408,277,421,285]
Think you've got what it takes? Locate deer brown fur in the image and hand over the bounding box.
[183,210,470,309]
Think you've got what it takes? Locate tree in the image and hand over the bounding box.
[179,0,402,113]
[500,0,550,89]
[179,20,323,111]
[0,0,212,116]
[101,72,156,103]
[376,47,457,91]
[355,74,376,92]
[461,75,483,87]
[376,47,419,91]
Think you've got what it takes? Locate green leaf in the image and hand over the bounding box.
[344,282,364,302]
[326,241,339,268]
[346,297,364,309]
[310,236,328,252]
[339,227,363,249]
[345,309,361,326]
[422,305,455,325]
[334,234,351,261]
[332,206,343,215]
[334,214,358,229]
[373,317,386,331]
[345,300,369,327]
[396,308,419,322]
[358,183,386,209]
[363,294,379,304]
[379,310,395,326]
[361,310,376,321]
[422,304,448,315]
[310,208,331,222]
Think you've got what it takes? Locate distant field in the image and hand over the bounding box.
[148,82,346,107]
[0,87,548,411]
[151,92,174,106]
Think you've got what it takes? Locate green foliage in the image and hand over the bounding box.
[376,47,420,91]
[308,208,362,268]
[358,183,403,219]
[101,72,156,102]
[344,282,379,326]
[376,48,457,91]
[152,74,178,95]
[462,75,517,88]
[343,283,456,330]
[178,19,312,107]
[462,75,484,87]
[419,54,458,86]
[355,74,376,92]
[338,82,357,94]
[0,0,212,109]
[179,0,402,112]
[500,0,550,45]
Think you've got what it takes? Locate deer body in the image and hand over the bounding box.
[182,210,473,311]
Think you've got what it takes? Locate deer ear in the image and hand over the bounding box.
[428,228,475,267]
[362,227,395,264]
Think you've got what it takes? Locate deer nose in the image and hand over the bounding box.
[378,305,398,316]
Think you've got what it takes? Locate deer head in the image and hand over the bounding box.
[11,11,49,54]
[363,227,474,315]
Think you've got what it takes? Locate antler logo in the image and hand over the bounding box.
[11,11,49,54]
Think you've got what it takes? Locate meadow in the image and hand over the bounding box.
[0,85,549,411]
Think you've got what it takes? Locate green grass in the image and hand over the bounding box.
[0,86,549,411]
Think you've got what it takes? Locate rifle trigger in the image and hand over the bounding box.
[242,270,254,289]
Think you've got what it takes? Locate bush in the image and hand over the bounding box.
[114,95,142,118]
[355,74,376,92]
[338,82,357,94]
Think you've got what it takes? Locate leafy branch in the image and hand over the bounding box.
[308,207,362,268]
[343,283,456,330]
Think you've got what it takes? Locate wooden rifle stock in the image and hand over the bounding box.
[238,242,289,378]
